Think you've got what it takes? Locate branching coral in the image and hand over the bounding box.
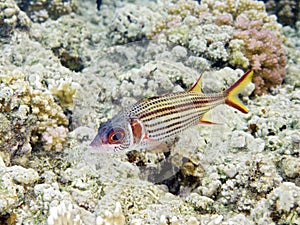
[47,202,85,225]
[47,201,126,225]
[203,0,266,20]
[42,126,68,152]
[230,15,286,95]
[50,80,77,110]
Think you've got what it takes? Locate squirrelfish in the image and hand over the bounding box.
[90,70,253,153]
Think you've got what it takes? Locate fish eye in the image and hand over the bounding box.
[112,132,122,141]
[108,128,125,144]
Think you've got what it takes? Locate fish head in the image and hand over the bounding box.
[90,113,132,153]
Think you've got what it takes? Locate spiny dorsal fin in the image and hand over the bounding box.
[188,73,204,94]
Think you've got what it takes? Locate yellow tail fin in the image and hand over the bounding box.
[225,70,253,114]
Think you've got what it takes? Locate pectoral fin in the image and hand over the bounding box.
[141,136,169,153]
[150,142,169,153]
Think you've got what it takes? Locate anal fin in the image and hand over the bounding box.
[199,111,219,125]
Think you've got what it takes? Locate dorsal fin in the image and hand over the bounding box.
[188,73,204,94]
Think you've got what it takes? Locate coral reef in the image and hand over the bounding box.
[109,3,163,44]
[264,0,300,27]
[248,87,300,154]
[251,182,300,224]
[16,0,77,22]
[42,126,69,152]
[282,22,300,88]
[0,66,68,160]
[148,0,286,95]
[0,30,78,160]
[29,15,93,72]
[231,15,286,95]
[149,0,233,61]
[0,0,299,224]
[47,201,125,225]
[0,0,31,37]
[0,155,38,216]
[47,202,85,225]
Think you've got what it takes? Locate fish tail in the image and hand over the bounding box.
[224,70,253,114]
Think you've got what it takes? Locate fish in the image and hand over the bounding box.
[90,70,254,153]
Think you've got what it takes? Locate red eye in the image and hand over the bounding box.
[108,129,125,144]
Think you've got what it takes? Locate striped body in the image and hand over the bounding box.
[90,70,253,153]
[130,92,225,141]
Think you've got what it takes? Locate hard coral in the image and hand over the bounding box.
[109,3,163,44]
[30,15,91,72]
[17,0,77,22]
[0,155,39,216]
[203,0,266,20]
[42,126,68,152]
[0,67,68,161]
[0,0,31,37]
[264,0,300,27]
[150,0,233,62]
[149,0,286,95]
[232,15,286,95]
[47,201,125,225]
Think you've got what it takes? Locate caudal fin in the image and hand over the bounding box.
[224,70,253,114]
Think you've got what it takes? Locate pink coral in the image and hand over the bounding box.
[233,15,286,95]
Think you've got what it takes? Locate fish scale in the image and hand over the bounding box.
[133,92,225,140]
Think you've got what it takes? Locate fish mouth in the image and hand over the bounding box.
[90,135,120,153]
[90,135,102,147]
